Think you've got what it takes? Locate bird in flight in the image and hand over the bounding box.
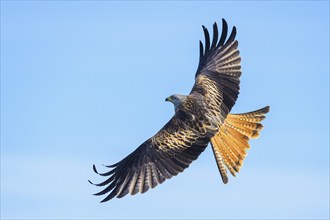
[89,19,270,203]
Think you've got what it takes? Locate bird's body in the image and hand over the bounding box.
[90,19,270,202]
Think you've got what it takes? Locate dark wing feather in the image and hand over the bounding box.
[192,18,241,125]
[90,111,210,202]
[218,19,228,47]
[211,23,219,48]
[202,25,211,54]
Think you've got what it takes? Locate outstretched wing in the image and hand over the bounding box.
[191,19,241,125]
[90,110,210,202]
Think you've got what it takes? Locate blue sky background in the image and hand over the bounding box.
[1,1,329,219]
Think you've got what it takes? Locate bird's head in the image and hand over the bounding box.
[165,94,187,111]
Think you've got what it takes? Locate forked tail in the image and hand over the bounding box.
[211,106,270,183]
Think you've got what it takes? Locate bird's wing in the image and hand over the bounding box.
[190,19,241,125]
[90,110,210,202]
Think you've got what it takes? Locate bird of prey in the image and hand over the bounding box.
[89,19,270,203]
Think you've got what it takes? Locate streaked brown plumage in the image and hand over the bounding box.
[90,19,270,202]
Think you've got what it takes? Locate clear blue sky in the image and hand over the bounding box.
[1,1,329,219]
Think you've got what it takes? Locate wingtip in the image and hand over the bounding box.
[99,194,113,203]
[93,164,99,174]
[226,25,237,44]
[217,18,228,47]
[103,162,119,168]
[99,198,108,203]
[222,18,228,26]
[93,191,105,196]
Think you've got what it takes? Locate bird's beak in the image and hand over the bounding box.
[165,97,171,102]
